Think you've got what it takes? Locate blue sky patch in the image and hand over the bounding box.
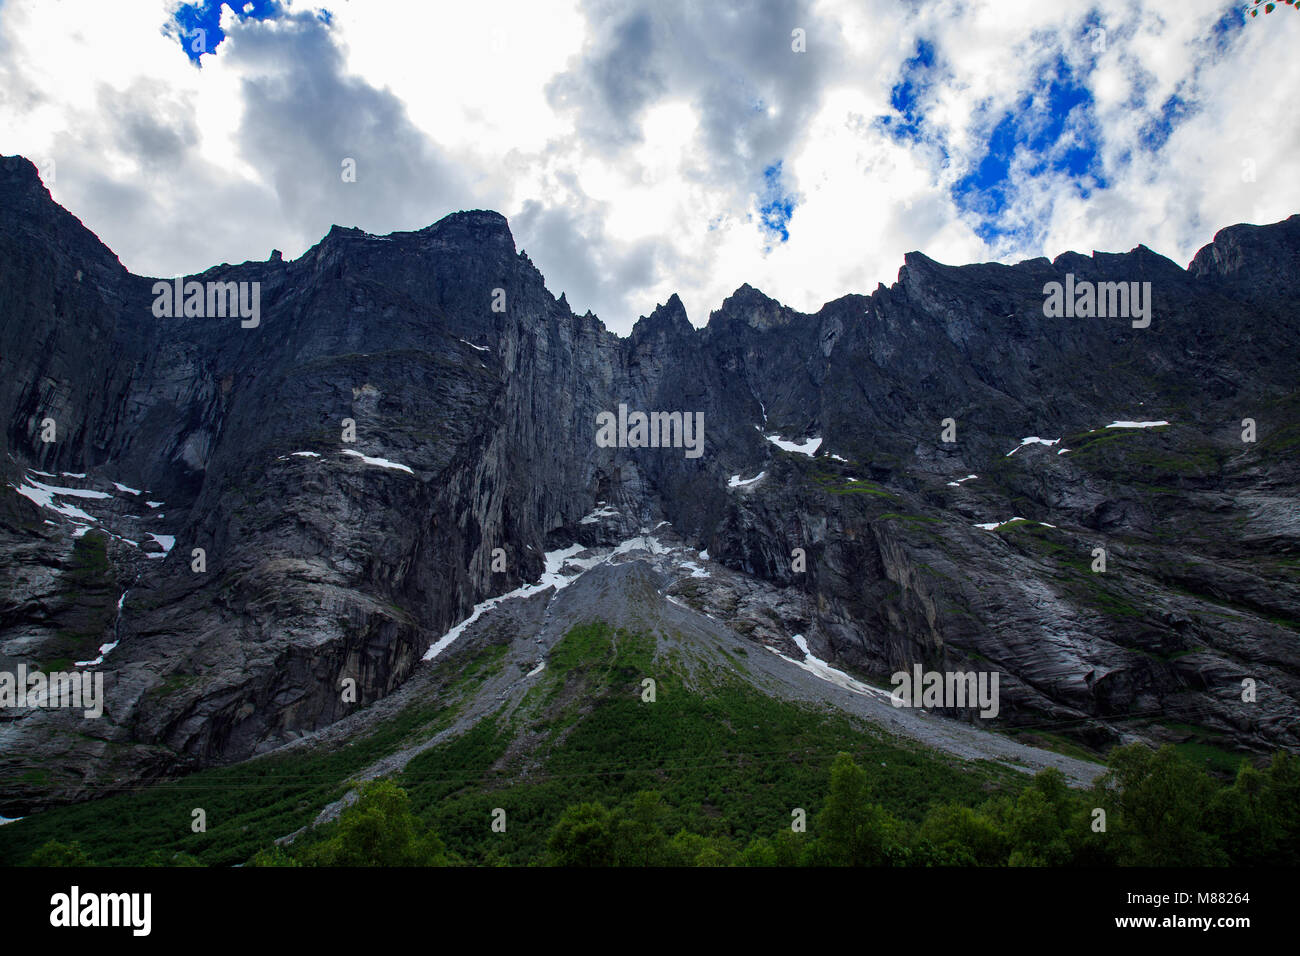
[758,161,796,246]
[879,39,939,145]
[169,1,286,65]
[951,54,1108,246]
[1138,92,1191,152]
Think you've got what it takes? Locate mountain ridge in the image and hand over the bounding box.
[1,152,1297,813]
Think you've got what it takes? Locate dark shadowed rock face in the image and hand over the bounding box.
[1,153,1297,810]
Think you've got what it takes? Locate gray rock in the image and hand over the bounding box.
[0,152,1295,812]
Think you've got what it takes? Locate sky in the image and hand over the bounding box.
[0,0,1297,334]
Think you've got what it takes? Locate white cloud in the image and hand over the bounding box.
[0,0,1295,333]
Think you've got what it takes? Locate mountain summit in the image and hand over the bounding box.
[1,155,1297,813]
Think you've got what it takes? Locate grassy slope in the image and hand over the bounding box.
[2,620,1027,866]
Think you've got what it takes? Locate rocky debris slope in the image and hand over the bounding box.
[293,545,1104,838]
[0,152,1296,811]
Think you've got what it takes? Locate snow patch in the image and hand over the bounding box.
[25,477,111,499]
[145,533,175,558]
[678,561,710,579]
[423,534,683,662]
[580,505,620,524]
[728,471,766,489]
[1006,437,1059,457]
[611,534,671,557]
[112,481,142,495]
[1105,420,1169,429]
[947,474,978,487]
[774,634,893,700]
[424,543,605,662]
[75,640,119,667]
[342,449,415,474]
[764,434,822,457]
[975,517,1027,531]
[11,480,99,522]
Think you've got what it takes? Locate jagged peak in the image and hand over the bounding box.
[630,292,693,339]
[725,282,776,305]
[432,208,511,229]
[1188,212,1300,292]
[324,224,365,240]
[0,154,126,274]
[1051,250,1092,269]
[901,250,941,269]
[895,250,957,291]
[0,155,46,193]
[705,282,795,333]
[419,208,515,246]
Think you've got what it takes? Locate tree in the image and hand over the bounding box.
[1006,768,1078,866]
[144,850,204,867]
[1210,751,1300,866]
[249,845,300,867]
[812,753,903,866]
[614,791,672,866]
[28,840,93,867]
[299,779,450,866]
[1097,744,1226,867]
[1261,751,1300,865]
[547,802,618,867]
[1006,788,1071,866]
[738,836,779,867]
[919,803,1007,866]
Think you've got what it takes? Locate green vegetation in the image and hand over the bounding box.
[6,620,1295,868]
[37,531,118,671]
[48,744,1292,868]
[256,780,456,867]
[0,673,475,866]
[1059,424,1242,488]
[527,744,1298,867]
[822,481,897,498]
[1004,729,1102,764]
[1062,427,1144,455]
[26,840,93,866]
[803,461,899,499]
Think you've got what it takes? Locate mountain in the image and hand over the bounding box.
[1,153,1297,822]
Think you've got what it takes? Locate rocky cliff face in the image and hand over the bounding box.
[1,153,1297,810]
